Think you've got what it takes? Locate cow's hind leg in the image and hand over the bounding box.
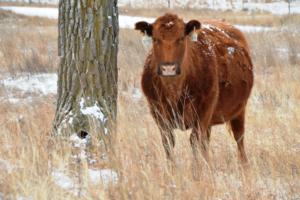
[230,110,248,164]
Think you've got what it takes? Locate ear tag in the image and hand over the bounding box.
[142,33,153,49]
[191,28,198,42]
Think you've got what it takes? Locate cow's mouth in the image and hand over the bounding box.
[158,63,180,77]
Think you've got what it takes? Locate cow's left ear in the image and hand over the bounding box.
[135,21,153,36]
[185,20,201,35]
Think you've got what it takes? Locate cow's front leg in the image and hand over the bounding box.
[190,125,211,163]
[160,127,175,161]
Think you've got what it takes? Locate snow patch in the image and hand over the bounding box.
[79,98,106,122]
[119,15,155,29]
[0,96,33,104]
[70,133,89,148]
[235,24,272,33]
[132,88,142,101]
[88,169,118,185]
[165,21,174,27]
[0,6,58,18]
[1,73,57,95]
[227,47,235,55]
[0,159,15,174]
[244,2,300,15]
[52,168,118,194]
[51,169,77,194]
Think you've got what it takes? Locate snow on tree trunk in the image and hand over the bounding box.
[53,0,118,143]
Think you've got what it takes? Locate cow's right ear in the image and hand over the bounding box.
[135,21,153,36]
[185,20,201,35]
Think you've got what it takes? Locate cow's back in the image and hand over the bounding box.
[197,20,254,124]
[201,20,250,52]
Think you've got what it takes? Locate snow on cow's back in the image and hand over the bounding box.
[199,20,250,53]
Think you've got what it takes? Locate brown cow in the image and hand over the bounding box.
[135,13,253,165]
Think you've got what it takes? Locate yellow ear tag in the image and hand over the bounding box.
[142,32,153,49]
[191,28,198,42]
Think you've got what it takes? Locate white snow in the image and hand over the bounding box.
[132,88,142,101]
[244,2,300,15]
[1,73,57,95]
[52,168,118,194]
[227,47,235,55]
[79,98,106,122]
[0,6,273,33]
[70,133,89,148]
[51,169,76,192]
[234,24,272,33]
[88,169,118,185]
[0,6,58,18]
[0,159,15,174]
[0,95,33,104]
[119,15,155,29]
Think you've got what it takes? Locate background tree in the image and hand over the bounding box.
[53,0,118,145]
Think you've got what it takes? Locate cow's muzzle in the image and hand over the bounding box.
[158,62,180,77]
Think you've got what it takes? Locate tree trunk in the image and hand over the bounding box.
[53,0,118,143]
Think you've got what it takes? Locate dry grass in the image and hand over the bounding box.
[0,10,57,75]
[0,10,300,200]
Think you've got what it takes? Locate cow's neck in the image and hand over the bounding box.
[159,75,185,103]
[159,59,190,104]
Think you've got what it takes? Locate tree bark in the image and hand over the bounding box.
[53,0,118,143]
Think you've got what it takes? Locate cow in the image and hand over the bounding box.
[135,13,253,165]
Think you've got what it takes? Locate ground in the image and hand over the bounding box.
[0,6,300,200]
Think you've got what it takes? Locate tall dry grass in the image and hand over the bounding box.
[0,10,57,75]
[0,10,299,200]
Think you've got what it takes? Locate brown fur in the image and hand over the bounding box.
[135,13,253,164]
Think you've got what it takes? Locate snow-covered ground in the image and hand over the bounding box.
[0,6,273,33]
[241,1,300,15]
[0,6,58,18]
[0,72,143,104]
[1,73,57,95]
[52,168,118,194]
[1,0,300,15]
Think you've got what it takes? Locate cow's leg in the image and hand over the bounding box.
[207,127,212,143]
[230,110,248,164]
[190,125,211,162]
[160,128,175,161]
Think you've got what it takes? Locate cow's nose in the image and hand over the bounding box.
[161,64,177,76]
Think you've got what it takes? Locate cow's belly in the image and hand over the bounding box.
[211,77,252,125]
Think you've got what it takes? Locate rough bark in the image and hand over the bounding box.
[53,0,118,142]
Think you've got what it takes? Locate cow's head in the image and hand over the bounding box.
[135,13,201,77]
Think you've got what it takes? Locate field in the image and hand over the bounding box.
[0,7,300,200]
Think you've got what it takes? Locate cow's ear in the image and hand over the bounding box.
[185,20,201,35]
[135,21,153,36]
